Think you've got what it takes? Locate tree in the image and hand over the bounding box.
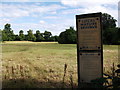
[103,27,119,45]
[27,30,36,41]
[49,36,55,41]
[58,27,76,44]
[102,13,117,29]
[35,30,44,42]
[111,27,120,45]
[14,35,20,41]
[4,24,11,32]
[118,28,120,44]
[43,31,52,41]
[0,30,2,41]
[53,35,59,42]
[3,23,15,41]
[19,30,25,41]
[2,30,8,41]
[102,13,117,44]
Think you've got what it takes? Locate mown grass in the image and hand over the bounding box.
[1,41,118,88]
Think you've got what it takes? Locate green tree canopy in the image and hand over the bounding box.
[102,13,118,44]
[3,23,15,41]
[43,31,52,41]
[58,27,76,44]
[27,30,36,41]
[35,30,44,42]
[19,30,25,41]
[2,30,8,41]
[102,13,117,29]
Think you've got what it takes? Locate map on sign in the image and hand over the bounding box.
[77,17,101,50]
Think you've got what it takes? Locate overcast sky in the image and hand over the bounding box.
[0,0,119,35]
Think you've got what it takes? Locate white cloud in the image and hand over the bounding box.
[1,4,30,18]
[44,16,58,19]
[0,18,11,29]
[1,0,29,2]
[1,0,61,2]
[29,4,66,15]
[39,20,45,24]
[1,18,74,35]
[61,0,119,7]
[0,3,68,35]
[61,8,84,15]
[50,11,57,14]
[0,3,66,18]
[61,0,118,24]
[0,18,10,23]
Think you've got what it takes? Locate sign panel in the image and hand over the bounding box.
[76,13,103,84]
[79,52,102,82]
[77,17,101,50]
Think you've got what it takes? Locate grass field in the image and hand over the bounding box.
[1,41,118,88]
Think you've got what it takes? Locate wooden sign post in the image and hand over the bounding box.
[76,13,103,87]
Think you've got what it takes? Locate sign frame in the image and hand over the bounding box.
[76,12,103,87]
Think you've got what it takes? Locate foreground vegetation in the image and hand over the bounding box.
[1,41,118,88]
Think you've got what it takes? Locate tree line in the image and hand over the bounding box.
[0,13,120,45]
[1,24,58,42]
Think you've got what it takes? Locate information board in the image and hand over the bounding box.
[76,13,103,84]
[79,52,102,82]
[77,17,101,50]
